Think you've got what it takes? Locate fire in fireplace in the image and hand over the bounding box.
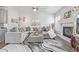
[63,27,73,38]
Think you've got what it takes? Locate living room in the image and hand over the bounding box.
[0,6,79,52]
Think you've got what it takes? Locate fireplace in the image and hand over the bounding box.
[63,27,73,38]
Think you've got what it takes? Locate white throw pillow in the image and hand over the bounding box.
[48,30,56,38]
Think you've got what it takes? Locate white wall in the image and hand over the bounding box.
[18,9,54,27]
[5,7,54,30]
[7,7,19,23]
[6,7,19,31]
[38,12,54,26]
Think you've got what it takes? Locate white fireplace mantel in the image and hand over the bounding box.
[57,19,75,43]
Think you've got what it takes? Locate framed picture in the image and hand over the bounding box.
[11,18,19,23]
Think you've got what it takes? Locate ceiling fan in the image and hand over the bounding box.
[32,6,52,15]
[32,6,39,11]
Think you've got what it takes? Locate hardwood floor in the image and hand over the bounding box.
[0,40,7,49]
